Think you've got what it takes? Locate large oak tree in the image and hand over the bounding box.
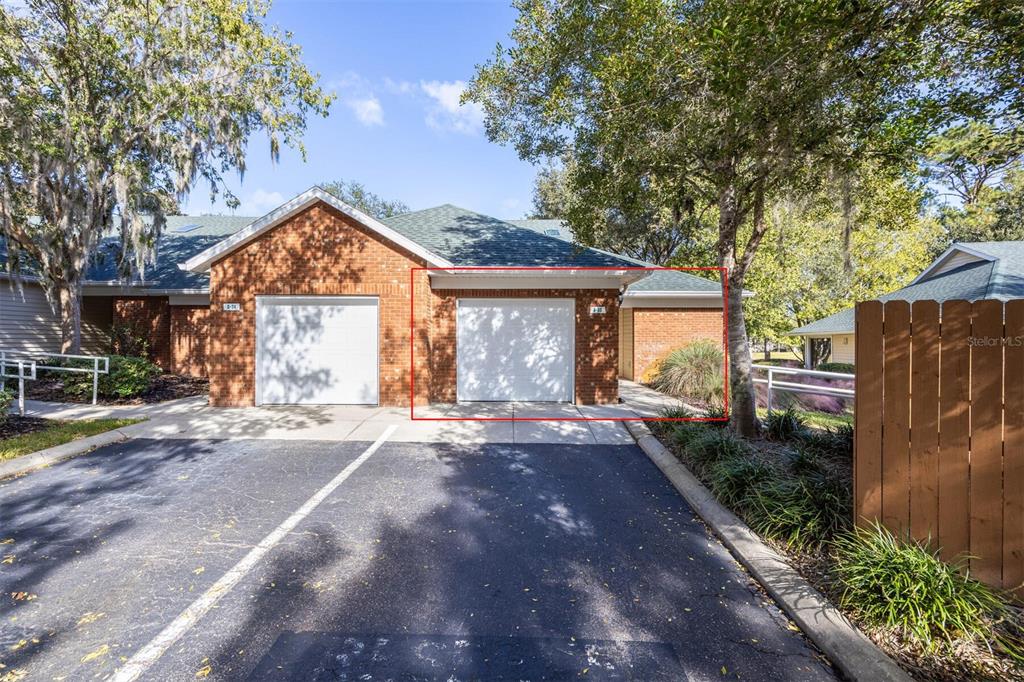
[0,0,331,352]
[466,0,935,435]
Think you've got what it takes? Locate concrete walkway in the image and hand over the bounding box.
[14,381,692,445]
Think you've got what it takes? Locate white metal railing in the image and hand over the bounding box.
[751,364,854,413]
[1,350,110,414]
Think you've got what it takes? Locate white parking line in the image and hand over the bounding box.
[111,425,397,682]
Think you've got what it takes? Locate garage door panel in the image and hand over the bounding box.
[456,299,573,402]
[257,297,378,405]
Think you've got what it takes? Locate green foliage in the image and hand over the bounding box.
[833,524,1009,649]
[0,0,332,351]
[763,407,808,442]
[798,424,854,461]
[320,179,409,219]
[685,428,751,476]
[108,322,149,358]
[651,341,725,408]
[466,0,941,437]
[706,455,771,510]
[64,356,160,400]
[0,388,13,425]
[746,470,851,550]
[817,362,855,374]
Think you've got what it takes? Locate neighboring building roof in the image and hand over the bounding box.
[508,216,726,295]
[382,205,636,268]
[791,241,1024,336]
[2,216,253,289]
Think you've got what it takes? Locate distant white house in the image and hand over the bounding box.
[790,241,1024,368]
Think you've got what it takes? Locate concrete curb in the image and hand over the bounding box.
[0,428,134,480]
[625,420,910,682]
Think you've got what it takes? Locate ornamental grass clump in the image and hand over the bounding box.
[745,468,851,551]
[706,454,771,510]
[651,340,725,408]
[833,524,1011,651]
[685,428,750,476]
[763,406,807,442]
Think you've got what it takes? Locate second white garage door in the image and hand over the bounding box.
[456,298,574,402]
[256,296,378,405]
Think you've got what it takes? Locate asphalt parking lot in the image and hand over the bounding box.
[0,436,835,680]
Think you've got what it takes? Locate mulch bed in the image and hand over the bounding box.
[0,415,51,440]
[22,373,208,405]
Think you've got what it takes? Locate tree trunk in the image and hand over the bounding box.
[764,338,771,361]
[716,179,762,438]
[58,281,82,354]
[724,269,759,437]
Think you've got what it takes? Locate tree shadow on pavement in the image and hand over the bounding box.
[201,443,834,681]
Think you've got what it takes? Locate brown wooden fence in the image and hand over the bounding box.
[855,298,1024,592]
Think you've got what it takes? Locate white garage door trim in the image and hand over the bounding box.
[456,298,575,403]
[255,295,379,406]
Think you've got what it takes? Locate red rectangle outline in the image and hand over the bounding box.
[409,266,729,422]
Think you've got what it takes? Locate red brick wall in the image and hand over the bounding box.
[428,289,619,404]
[631,308,724,382]
[170,306,210,377]
[113,297,171,370]
[207,202,431,407]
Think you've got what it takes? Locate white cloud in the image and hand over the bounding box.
[243,189,285,215]
[420,80,484,135]
[329,71,385,127]
[383,77,415,95]
[347,96,384,127]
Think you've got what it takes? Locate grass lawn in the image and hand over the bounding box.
[0,417,145,462]
[751,349,801,363]
[757,407,852,430]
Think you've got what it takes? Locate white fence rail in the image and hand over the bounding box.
[1,350,110,414]
[751,364,854,413]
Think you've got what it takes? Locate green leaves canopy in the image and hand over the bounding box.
[0,0,331,350]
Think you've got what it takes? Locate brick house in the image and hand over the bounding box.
[2,188,733,407]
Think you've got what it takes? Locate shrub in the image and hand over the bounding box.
[833,523,1009,650]
[817,362,855,374]
[108,322,149,358]
[64,355,160,399]
[798,423,853,461]
[685,428,750,475]
[701,404,729,427]
[651,340,725,407]
[706,454,772,510]
[764,407,807,441]
[746,469,851,550]
[0,388,13,424]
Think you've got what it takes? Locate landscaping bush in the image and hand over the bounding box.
[798,423,853,461]
[108,321,149,358]
[745,469,851,550]
[817,362,855,374]
[763,407,807,441]
[650,340,725,407]
[700,404,729,426]
[706,454,771,510]
[64,355,160,399]
[833,524,1010,651]
[0,388,13,425]
[685,428,750,475]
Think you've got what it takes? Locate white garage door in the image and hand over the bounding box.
[256,296,378,405]
[457,298,574,402]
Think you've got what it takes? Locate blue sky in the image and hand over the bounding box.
[183,0,537,220]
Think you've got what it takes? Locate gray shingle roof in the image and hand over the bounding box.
[507,217,721,293]
[2,215,254,289]
[791,241,1024,336]
[381,205,635,268]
